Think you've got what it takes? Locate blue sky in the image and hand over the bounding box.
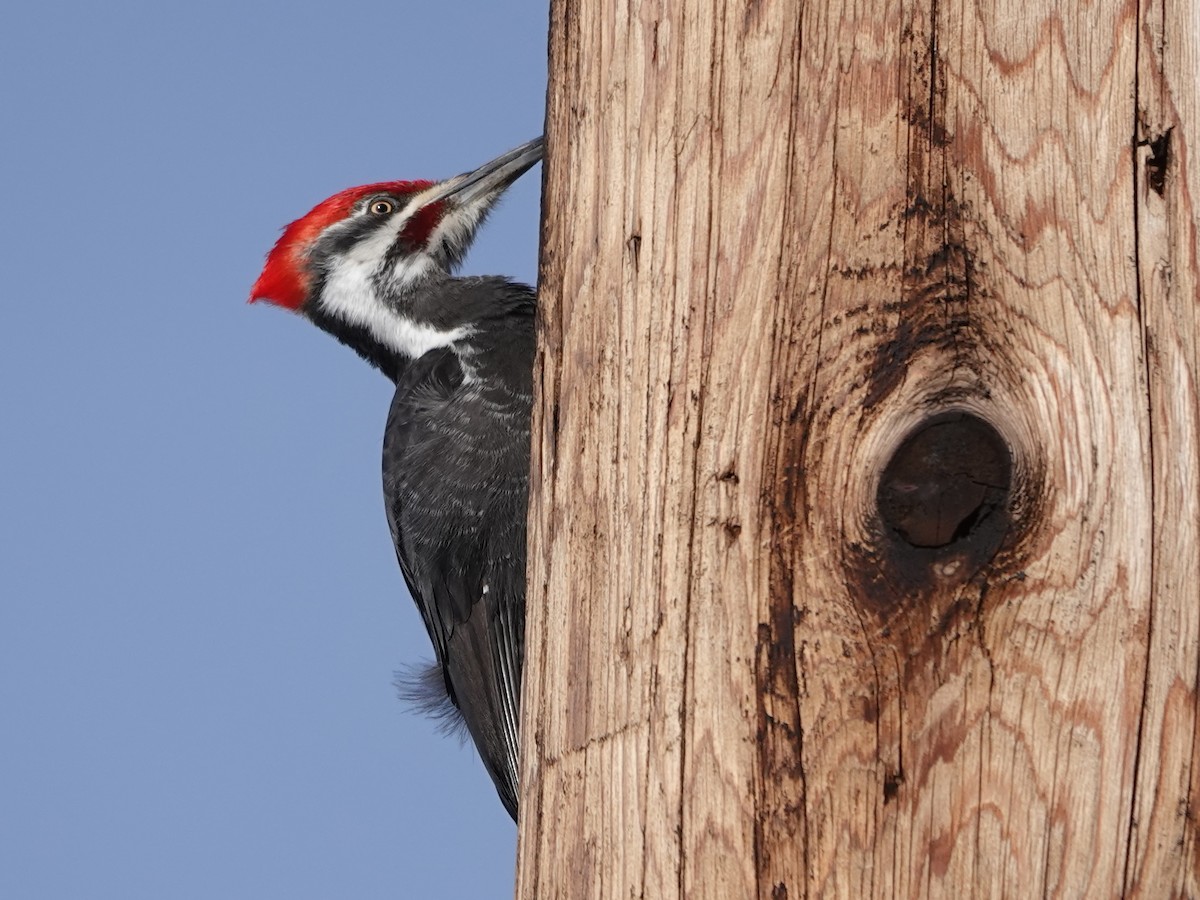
[2,2,546,896]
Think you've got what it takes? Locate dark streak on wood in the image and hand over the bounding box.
[1145,127,1173,197]
[884,768,905,803]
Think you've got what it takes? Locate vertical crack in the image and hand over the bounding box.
[1121,1,1158,892]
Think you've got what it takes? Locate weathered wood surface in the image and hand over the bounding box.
[518,0,1199,896]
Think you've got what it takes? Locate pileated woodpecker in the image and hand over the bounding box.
[250,138,543,820]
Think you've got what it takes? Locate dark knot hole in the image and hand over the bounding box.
[877,413,1012,549]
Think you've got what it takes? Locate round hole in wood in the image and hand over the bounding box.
[876,413,1012,549]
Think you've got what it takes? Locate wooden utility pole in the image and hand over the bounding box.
[518,0,1199,896]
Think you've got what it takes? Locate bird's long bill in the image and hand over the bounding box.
[414,137,544,211]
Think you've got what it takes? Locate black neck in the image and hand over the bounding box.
[303,274,536,385]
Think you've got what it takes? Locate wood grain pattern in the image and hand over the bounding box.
[517,0,1199,896]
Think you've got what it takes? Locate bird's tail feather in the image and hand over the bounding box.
[394,661,469,741]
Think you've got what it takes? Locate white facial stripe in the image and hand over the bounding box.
[320,252,468,359]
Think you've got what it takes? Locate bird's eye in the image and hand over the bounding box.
[368,198,396,216]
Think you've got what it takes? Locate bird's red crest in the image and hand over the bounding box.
[250,180,436,310]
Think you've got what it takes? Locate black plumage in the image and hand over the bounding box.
[383,277,533,818]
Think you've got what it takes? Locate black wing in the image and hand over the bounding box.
[382,345,528,819]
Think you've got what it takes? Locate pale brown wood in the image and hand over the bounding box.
[518,0,1200,896]
[1124,1,1200,896]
